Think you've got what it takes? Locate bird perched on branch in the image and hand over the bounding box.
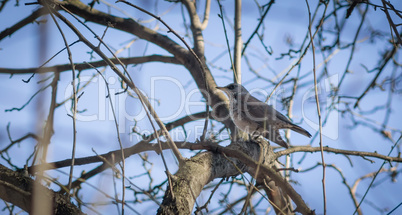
[217,83,311,148]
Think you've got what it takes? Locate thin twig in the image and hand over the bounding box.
[241,0,275,56]
[242,143,264,214]
[85,62,126,214]
[1,125,39,153]
[195,178,224,213]
[0,55,180,75]
[353,135,402,214]
[305,1,327,214]
[46,7,79,198]
[5,83,52,112]
[353,46,397,108]
[276,145,402,163]
[381,0,402,45]
[219,153,278,212]
[265,2,328,103]
[217,0,237,83]
[337,4,369,93]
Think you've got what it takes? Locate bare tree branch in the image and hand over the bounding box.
[0,164,84,214]
[0,55,180,74]
[276,146,402,163]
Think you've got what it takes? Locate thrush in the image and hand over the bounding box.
[217,83,311,148]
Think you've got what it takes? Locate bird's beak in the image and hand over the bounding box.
[216,86,229,96]
[216,86,226,92]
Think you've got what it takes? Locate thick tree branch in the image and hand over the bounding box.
[59,0,190,63]
[157,145,241,214]
[182,0,205,56]
[233,0,242,84]
[158,140,314,214]
[260,177,292,215]
[200,0,211,30]
[0,164,83,214]
[217,144,314,215]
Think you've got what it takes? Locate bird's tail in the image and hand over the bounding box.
[274,134,290,148]
[290,124,312,138]
[264,130,289,148]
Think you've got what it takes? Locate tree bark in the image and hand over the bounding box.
[0,164,84,215]
[157,143,244,214]
[157,140,315,214]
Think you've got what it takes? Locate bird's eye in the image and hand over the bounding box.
[228,85,234,90]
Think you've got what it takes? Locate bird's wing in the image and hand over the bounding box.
[244,94,293,125]
[274,107,293,124]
